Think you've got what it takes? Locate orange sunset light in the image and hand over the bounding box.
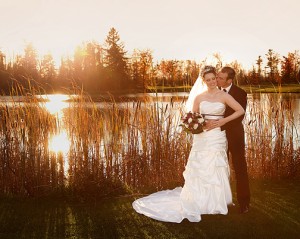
[0,0,299,69]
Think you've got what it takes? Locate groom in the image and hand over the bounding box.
[217,66,250,214]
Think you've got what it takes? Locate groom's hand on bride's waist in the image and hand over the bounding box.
[204,119,226,131]
[204,120,218,131]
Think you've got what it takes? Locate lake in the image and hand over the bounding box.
[0,92,299,196]
[2,92,300,152]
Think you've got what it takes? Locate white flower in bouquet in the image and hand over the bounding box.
[198,118,205,124]
[180,111,205,134]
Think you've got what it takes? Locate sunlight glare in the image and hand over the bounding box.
[49,130,71,155]
[40,94,69,118]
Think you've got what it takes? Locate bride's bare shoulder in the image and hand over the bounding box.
[197,91,207,98]
[194,93,204,103]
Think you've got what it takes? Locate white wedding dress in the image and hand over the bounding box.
[132,101,232,223]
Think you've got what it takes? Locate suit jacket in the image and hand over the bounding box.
[221,84,247,132]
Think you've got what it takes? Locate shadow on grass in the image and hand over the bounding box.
[0,179,299,239]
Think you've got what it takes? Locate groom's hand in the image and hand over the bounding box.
[204,120,218,131]
[205,119,226,130]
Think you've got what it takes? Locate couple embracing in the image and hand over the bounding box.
[132,66,250,223]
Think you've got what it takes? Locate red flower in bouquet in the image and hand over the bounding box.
[180,112,206,134]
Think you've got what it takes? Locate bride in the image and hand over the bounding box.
[132,65,245,223]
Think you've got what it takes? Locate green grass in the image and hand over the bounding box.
[147,84,300,93]
[241,84,300,93]
[0,179,299,239]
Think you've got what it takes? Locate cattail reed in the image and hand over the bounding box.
[245,93,300,179]
[0,85,299,197]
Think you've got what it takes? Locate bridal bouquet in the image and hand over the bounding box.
[180,112,206,134]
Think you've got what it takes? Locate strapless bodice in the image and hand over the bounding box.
[200,101,225,120]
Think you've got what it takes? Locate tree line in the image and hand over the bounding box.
[0,27,299,94]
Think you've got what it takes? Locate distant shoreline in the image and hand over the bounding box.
[1,84,299,103]
[146,83,300,94]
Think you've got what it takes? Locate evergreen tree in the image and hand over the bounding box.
[40,53,56,91]
[0,50,10,93]
[58,57,74,89]
[21,43,39,80]
[281,53,294,83]
[10,43,40,90]
[265,49,280,83]
[256,55,263,83]
[104,28,129,91]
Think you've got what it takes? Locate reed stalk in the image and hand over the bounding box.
[0,85,299,197]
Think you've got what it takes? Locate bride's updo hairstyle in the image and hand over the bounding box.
[201,65,217,78]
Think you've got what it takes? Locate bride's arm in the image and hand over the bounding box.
[207,94,244,130]
[192,95,201,113]
[217,94,245,127]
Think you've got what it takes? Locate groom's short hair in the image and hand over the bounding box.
[221,67,236,81]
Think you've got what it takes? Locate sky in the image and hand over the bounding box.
[0,0,299,69]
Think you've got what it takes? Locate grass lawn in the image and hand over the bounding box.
[0,179,299,239]
[147,84,300,93]
[241,84,300,93]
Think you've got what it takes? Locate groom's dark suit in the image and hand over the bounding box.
[221,84,250,208]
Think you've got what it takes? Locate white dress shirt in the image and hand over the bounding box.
[222,83,232,93]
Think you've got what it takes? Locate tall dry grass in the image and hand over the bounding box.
[0,85,299,197]
[245,93,300,179]
[64,95,190,196]
[0,85,59,196]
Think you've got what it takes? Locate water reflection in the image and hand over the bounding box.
[40,94,71,176]
[247,93,300,149]
[48,130,70,155]
[39,94,70,119]
[40,93,300,157]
